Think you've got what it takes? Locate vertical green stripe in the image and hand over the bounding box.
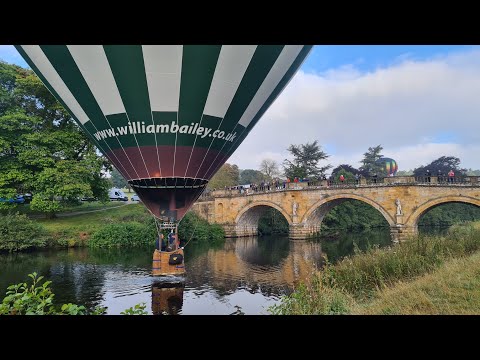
[103,45,151,121]
[176,45,221,147]
[207,46,312,178]
[197,45,284,152]
[225,46,313,157]
[39,45,122,152]
[14,46,109,156]
[103,45,156,150]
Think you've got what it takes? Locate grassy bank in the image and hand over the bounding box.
[355,251,480,314]
[38,203,146,248]
[269,222,480,314]
[0,201,124,218]
[0,203,224,251]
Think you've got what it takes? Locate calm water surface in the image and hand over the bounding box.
[0,229,395,315]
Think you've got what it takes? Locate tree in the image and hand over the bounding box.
[239,169,264,184]
[111,167,128,189]
[283,140,331,180]
[359,145,384,177]
[207,163,239,189]
[331,164,360,177]
[334,169,355,183]
[259,159,280,180]
[0,61,110,215]
[413,156,467,178]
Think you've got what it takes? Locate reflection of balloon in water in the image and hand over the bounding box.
[16,45,312,222]
[376,157,398,176]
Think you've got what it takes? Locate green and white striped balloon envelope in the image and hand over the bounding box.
[15,45,312,221]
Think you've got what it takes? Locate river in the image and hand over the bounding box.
[0,228,405,315]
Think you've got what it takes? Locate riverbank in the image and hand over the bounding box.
[0,202,224,252]
[355,251,480,314]
[269,222,480,315]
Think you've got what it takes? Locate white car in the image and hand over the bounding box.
[131,194,140,201]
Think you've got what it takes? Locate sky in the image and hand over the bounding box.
[2,45,480,173]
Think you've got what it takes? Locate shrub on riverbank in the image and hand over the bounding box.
[269,222,480,314]
[0,214,47,252]
[177,212,225,245]
[88,222,156,248]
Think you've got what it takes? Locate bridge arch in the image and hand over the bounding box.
[301,193,396,229]
[406,195,480,228]
[235,200,292,234]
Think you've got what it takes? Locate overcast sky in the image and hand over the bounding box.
[2,45,479,173]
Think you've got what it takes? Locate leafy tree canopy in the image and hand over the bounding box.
[208,163,239,189]
[331,164,361,177]
[259,158,281,180]
[283,140,331,180]
[239,169,265,184]
[0,61,110,216]
[413,156,467,177]
[359,145,384,177]
[111,167,127,189]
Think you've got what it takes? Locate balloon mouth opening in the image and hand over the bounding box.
[129,177,208,223]
[128,178,208,188]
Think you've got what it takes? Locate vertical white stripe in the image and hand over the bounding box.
[238,45,303,127]
[67,45,126,116]
[20,45,90,125]
[203,45,257,118]
[142,45,183,112]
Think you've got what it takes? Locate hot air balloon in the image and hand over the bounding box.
[15,45,312,226]
[376,157,398,176]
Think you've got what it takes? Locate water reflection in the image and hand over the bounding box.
[152,281,185,315]
[0,228,393,315]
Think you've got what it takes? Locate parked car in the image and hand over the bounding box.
[109,188,128,201]
[131,194,140,202]
[0,195,25,204]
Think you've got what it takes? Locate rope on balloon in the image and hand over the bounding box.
[152,214,199,250]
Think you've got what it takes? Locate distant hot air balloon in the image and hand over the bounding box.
[16,45,312,224]
[376,157,398,176]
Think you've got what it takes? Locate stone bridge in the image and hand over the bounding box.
[191,176,480,242]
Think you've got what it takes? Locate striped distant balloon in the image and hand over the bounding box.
[376,157,398,176]
[16,45,312,221]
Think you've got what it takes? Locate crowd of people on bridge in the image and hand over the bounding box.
[420,169,457,183]
[201,171,470,198]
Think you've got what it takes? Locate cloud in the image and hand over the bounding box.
[230,48,480,173]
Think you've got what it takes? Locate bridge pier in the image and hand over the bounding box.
[222,224,258,238]
[289,223,321,240]
[390,225,418,242]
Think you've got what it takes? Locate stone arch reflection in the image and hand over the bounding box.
[184,237,326,296]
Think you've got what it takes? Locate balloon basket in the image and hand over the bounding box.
[152,248,186,276]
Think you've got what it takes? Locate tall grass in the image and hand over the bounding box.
[269,222,480,314]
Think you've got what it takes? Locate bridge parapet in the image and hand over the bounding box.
[192,179,480,242]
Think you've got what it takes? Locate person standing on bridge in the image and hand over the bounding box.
[448,169,455,183]
[425,169,431,183]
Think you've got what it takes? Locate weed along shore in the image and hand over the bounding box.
[269,222,480,315]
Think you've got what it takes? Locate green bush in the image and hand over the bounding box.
[178,212,225,245]
[0,272,147,315]
[0,213,47,252]
[120,303,148,315]
[88,222,156,248]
